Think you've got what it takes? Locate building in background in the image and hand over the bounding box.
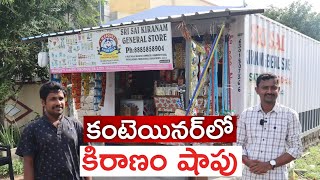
[103,0,215,22]
[4,84,43,127]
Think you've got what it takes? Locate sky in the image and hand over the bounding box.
[211,0,320,12]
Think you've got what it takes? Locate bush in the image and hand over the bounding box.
[0,124,21,148]
[0,159,23,177]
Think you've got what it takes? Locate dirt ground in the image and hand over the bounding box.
[2,175,23,180]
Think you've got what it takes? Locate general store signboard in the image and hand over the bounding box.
[48,22,173,73]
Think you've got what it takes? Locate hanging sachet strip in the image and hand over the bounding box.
[93,72,103,111]
[71,73,81,109]
[100,73,106,106]
[82,73,90,96]
[51,74,61,83]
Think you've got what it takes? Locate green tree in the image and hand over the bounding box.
[264,1,320,41]
[0,0,100,123]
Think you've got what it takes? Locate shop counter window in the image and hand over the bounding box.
[154,95,208,116]
[120,99,155,116]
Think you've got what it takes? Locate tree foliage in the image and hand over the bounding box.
[0,0,100,104]
[264,1,320,41]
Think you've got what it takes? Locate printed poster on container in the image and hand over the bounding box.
[48,22,173,73]
[244,15,291,108]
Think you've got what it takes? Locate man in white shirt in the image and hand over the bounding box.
[236,73,303,180]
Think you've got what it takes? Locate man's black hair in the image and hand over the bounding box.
[39,81,66,101]
[256,73,279,87]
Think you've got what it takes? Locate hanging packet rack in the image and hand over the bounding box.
[185,24,225,115]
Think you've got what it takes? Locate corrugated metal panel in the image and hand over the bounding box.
[21,6,263,42]
[243,14,320,113]
[229,14,320,132]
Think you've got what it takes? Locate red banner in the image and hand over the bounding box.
[83,116,237,143]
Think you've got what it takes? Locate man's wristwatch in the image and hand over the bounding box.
[269,160,276,170]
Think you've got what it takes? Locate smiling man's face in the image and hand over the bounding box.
[42,90,65,118]
[255,78,280,104]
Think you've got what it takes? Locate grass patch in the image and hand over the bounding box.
[294,144,320,180]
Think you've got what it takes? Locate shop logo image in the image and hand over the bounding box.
[98,33,120,61]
